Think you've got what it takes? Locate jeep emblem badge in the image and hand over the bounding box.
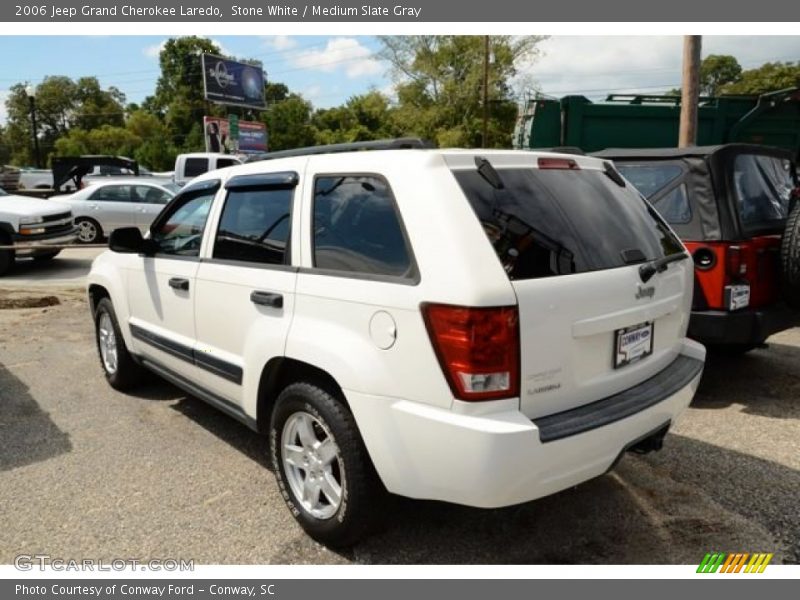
[636,285,655,300]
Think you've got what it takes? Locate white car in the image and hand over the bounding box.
[86,140,706,546]
[0,189,77,275]
[60,179,179,244]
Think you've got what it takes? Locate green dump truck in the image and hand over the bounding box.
[513,87,800,160]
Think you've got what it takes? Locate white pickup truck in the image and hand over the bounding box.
[0,189,77,276]
[173,153,242,187]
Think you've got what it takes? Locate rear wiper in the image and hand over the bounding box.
[603,161,626,188]
[639,252,690,283]
[475,156,505,190]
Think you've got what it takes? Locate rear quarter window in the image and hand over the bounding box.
[733,153,795,234]
[312,175,414,280]
[453,166,684,280]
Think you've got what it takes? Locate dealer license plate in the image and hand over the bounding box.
[614,322,654,369]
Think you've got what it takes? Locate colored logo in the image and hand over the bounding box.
[697,552,773,573]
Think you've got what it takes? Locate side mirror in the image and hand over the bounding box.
[109,227,155,255]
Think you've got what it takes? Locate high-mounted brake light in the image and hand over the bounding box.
[422,303,519,401]
[538,157,580,170]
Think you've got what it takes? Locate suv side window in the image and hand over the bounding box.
[214,188,293,265]
[150,188,216,257]
[135,185,172,205]
[313,175,412,278]
[88,185,131,202]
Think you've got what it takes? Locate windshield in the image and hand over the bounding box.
[733,154,796,234]
[453,167,684,280]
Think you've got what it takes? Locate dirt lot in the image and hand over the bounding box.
[0,287,798,565]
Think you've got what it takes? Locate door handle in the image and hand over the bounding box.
[250,291,283,308]
[168,277,189,291]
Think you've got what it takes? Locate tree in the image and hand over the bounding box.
[54,125,139,158]
[125,110,177,170]
[259,93,316,151]
[721,61,800,94]
[3,76,126,166]
[699,55,742,96]
[312,91,399,144]
[378,36,545,147]
[147,36,223,152]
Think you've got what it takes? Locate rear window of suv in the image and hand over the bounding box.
[453,165,684,280]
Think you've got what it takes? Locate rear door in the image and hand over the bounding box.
[192,171,299,406]
[452,157,691,419]
[87,184,140,233]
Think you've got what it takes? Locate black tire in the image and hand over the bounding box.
[270,382,385,547]
[94,297,146,391]
[780,200,800,309]
[76,217,102,244]
[33,250,61,261]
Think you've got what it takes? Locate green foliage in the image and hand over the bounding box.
[3,35,552,167]
[147,36,223,152]
[312,91,399,145]
[378,35,545,147]
[3,76,125,166]
[670,56,799,98]
[721,61,800,94]
[260,93,316,151]
[700,55,743,96]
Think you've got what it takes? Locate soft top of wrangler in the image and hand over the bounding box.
[593,143,793,161]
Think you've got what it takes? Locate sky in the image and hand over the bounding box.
[0,35,798,125]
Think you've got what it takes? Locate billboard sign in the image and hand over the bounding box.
[202,54,266,109]
[204,116,268,154]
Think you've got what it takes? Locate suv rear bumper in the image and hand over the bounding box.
[346,339,705,508]
[689,303,799,346]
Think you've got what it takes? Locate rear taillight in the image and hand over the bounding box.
[538,157,579,170]
[725,243,755,310]
[726,245,747,277]
[422,303,519,401]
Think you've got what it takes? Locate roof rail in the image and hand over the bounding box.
[244,138,435,162]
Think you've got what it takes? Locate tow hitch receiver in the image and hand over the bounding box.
[628,423,670,454]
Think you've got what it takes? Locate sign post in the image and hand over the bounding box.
[228,114,240,152]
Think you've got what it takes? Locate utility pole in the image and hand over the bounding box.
[482,35,490,148]
[679,35,702,148]
[25,85,42,169]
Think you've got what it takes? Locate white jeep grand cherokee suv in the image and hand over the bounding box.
[87,139,706,546]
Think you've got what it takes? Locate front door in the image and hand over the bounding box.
[126,183,218,378]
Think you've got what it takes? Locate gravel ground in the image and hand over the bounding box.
[0,289,797,564]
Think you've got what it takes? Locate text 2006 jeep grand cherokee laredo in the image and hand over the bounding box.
[87,139,706,546]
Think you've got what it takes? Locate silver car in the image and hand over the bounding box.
[60,179,179,244]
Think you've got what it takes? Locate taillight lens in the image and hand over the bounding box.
[726,245,747,277]
[422,303,519,401]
